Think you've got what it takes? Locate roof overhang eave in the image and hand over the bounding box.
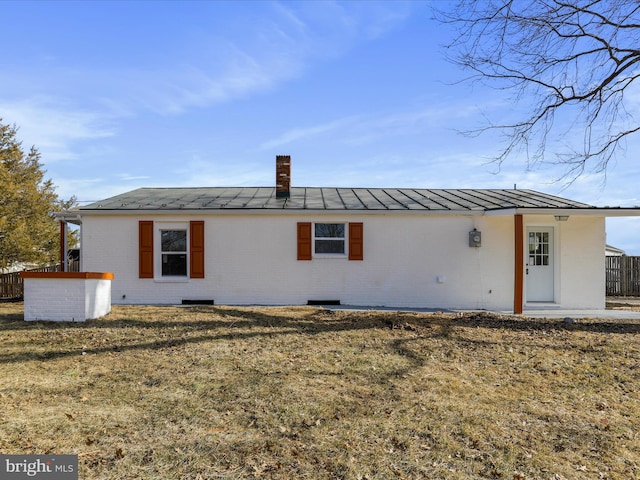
[76,207,487,216]
[54,211,83,225]
[484,207,640,217]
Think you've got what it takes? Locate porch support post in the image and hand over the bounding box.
[514,214,524,314]
[59,221,68,272]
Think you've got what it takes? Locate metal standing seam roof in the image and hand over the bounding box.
[78,187,597,212]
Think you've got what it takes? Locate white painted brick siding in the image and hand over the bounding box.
[79,212,606,311]
[23,278,112,322]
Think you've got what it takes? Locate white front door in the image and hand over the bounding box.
[526,228,554,302]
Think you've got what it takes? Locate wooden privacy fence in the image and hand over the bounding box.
[0,262,79,300]
[606,256,640,296]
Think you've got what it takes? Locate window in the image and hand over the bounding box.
[161,229,187,276]
[138,220,205,279]
[528,231,550,266]
[314,223,345,254]
[297,222,363,261]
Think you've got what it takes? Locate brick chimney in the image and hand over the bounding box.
[276,155,291,198]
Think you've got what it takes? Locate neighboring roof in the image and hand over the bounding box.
[606,244,626,255]
[78,187,601,213]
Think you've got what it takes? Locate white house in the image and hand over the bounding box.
[57,156,640,313]
[605,244,626,256]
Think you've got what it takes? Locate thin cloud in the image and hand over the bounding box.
[117,174,152,182]
[53,176,107,202]
[260,115,362,150]
[119,2,418,115]
[0,97,115,162]
[1,3,420,121]
[260,102,488,151]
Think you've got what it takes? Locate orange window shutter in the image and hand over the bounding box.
[349,222,364,261]
[139,221,154,278]
[190,220,205,278]
[297,222,312,260]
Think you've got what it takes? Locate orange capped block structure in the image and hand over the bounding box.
[20,272,114,322]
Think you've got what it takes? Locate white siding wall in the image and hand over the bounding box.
[80,212,605,311]
[537,215,605,309]
[24,277,112,322]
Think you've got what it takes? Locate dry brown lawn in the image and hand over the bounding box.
[0,302,639,479]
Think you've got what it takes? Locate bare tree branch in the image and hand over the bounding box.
[436,0,640,181]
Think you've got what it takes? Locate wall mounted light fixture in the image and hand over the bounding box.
[554,215,569,221]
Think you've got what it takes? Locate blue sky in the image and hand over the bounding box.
[2,1,640,253]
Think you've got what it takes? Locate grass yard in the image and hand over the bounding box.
[0,303,639,479]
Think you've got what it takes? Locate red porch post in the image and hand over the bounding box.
[514,214,524,314]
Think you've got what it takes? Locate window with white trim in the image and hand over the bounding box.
[314,223,345,255]
[159,228,188,277]
[140,220,205,280]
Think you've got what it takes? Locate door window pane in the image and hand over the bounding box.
[528,231,550,266]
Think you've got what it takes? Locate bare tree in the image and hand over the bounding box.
[436,0,640,181]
